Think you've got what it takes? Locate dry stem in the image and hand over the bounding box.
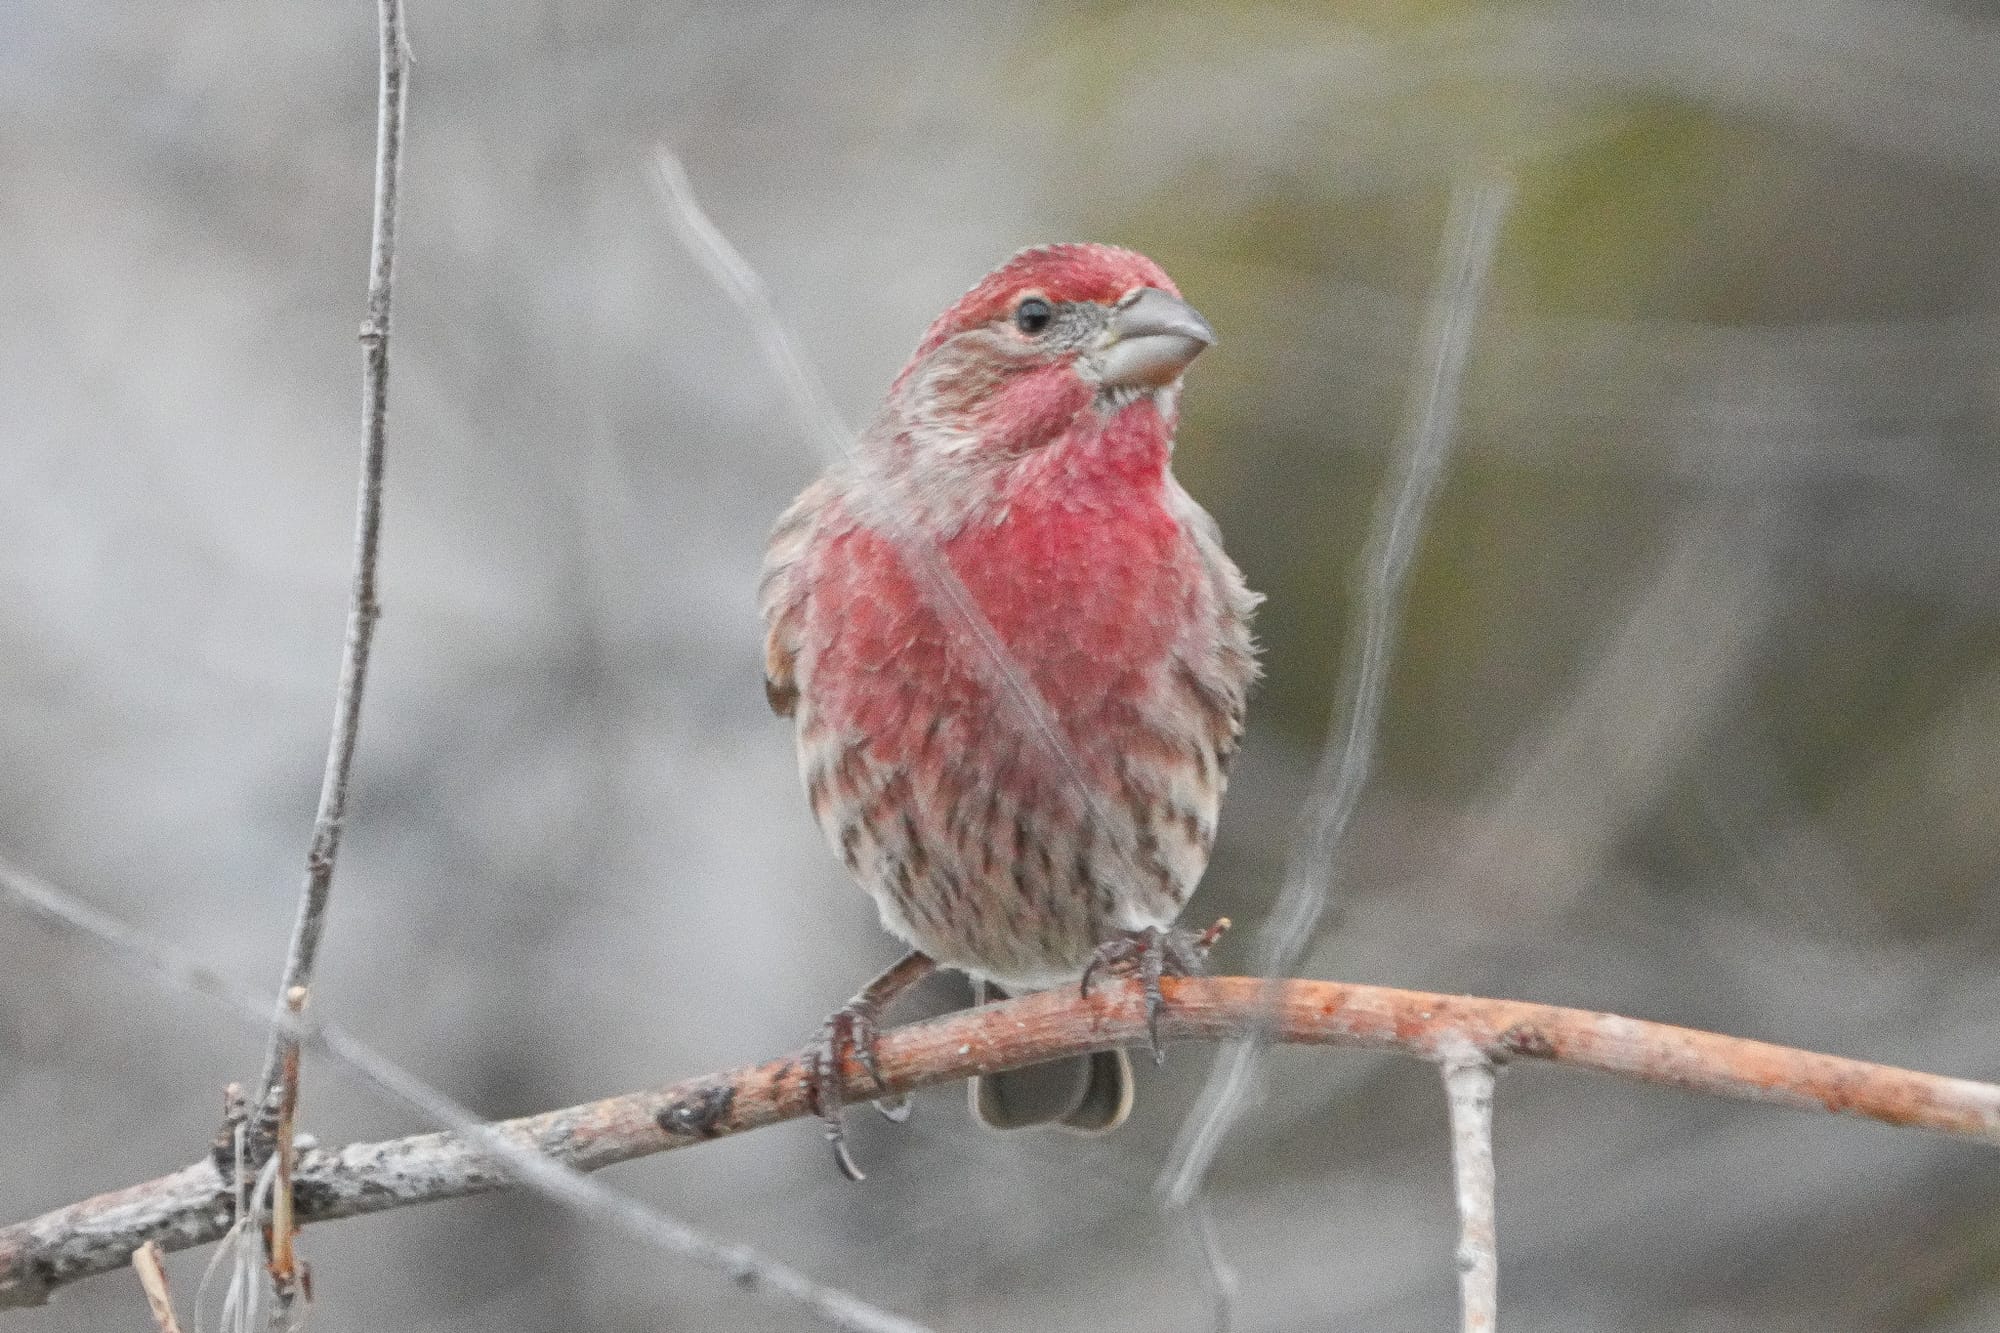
[130,1242,184,1333]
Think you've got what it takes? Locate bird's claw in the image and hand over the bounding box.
[804,1002,904,1181]
[1080,918,1230,1064]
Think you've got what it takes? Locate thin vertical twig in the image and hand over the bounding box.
[256,0,408,1113]
[1160,175,1513,1315]
[131,1242,185,1333]
[1441,1045,1499,1333]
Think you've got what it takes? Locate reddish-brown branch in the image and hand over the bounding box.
[4,975,1997,1312]
[265,986,308,1310]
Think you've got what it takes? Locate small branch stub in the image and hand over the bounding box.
[131,1242,185,1333]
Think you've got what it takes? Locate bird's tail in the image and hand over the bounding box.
[967,981,1134,1133]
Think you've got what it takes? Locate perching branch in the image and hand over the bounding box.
[6,975,1998,1314]
[255,0,408,1113]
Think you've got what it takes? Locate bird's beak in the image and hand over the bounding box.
[1096,287,1216,390]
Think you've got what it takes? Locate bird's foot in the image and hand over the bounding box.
[804,1001,906,1182]
[801,951,935,1182]
[1080,917,1231,1064]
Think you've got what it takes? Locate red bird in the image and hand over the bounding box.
[760,243,1258,1176]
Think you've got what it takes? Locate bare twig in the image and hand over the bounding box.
[130,1242,184,1333]
[1162,177,1514,1275]
[648,151,851,465]
[256,0,408,1113]
[8,954,2000,1313]
[1441,1043,1499,1333]
[236,8,406,1321]
[0,857,932,1333]
[0,857,256,1014]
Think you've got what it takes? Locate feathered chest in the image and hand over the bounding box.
[804,474,1192,740]
[801,462,1204,752]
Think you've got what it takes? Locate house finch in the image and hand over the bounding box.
[760,243,1258,1178]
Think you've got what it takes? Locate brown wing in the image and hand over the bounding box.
[1166,475,1262,766]
[758,478,834,718]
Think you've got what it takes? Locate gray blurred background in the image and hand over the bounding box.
[5,1,2000,1329]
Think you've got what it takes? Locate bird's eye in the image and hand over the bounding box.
[1013,297,1054,335]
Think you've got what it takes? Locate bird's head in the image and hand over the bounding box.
[883,243,1215,460]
